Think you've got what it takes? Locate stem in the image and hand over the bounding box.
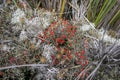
[59,0,66,18]
[12,0,19,8]
[86,55,107,80]
[0,64,48,70]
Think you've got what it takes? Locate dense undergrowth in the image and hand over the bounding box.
[0,0,120,80]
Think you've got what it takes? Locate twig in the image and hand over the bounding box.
[0,64,48,70]
[67,2,78,12]
[12,0,19,8]
[86,55,107,80]
[36,0,41,10]
[84,34,99,41]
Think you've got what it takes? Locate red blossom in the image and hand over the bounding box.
[61,34,67,38]
[77,61,87,66]
[79,55,85,59]
[72,29,76,34]
[81,50,85,55]
[75,52,80,57]
[67,25,73,29]
[56,38,65,44]
[80,61,88,66]
[76,61,82,65]
[63,20,68,25]
[50,31,54,36]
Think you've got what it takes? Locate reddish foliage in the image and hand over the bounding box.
[37,20,89,72]
[81,50,85,55]
[79,55,85,59]
[50,30,54,36]
[61,34,67,39]
[56,38,65,44]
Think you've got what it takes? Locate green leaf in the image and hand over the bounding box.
[109,9,120,26]
[94,0,117,26]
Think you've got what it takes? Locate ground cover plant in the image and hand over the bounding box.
[0,0,120,80]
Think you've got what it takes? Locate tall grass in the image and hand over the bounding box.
[87,0,119,29]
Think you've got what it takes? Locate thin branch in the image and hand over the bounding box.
[0,64,49,70]
[86,55,107,80]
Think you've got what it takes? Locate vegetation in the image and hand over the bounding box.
[0,0,120,80]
